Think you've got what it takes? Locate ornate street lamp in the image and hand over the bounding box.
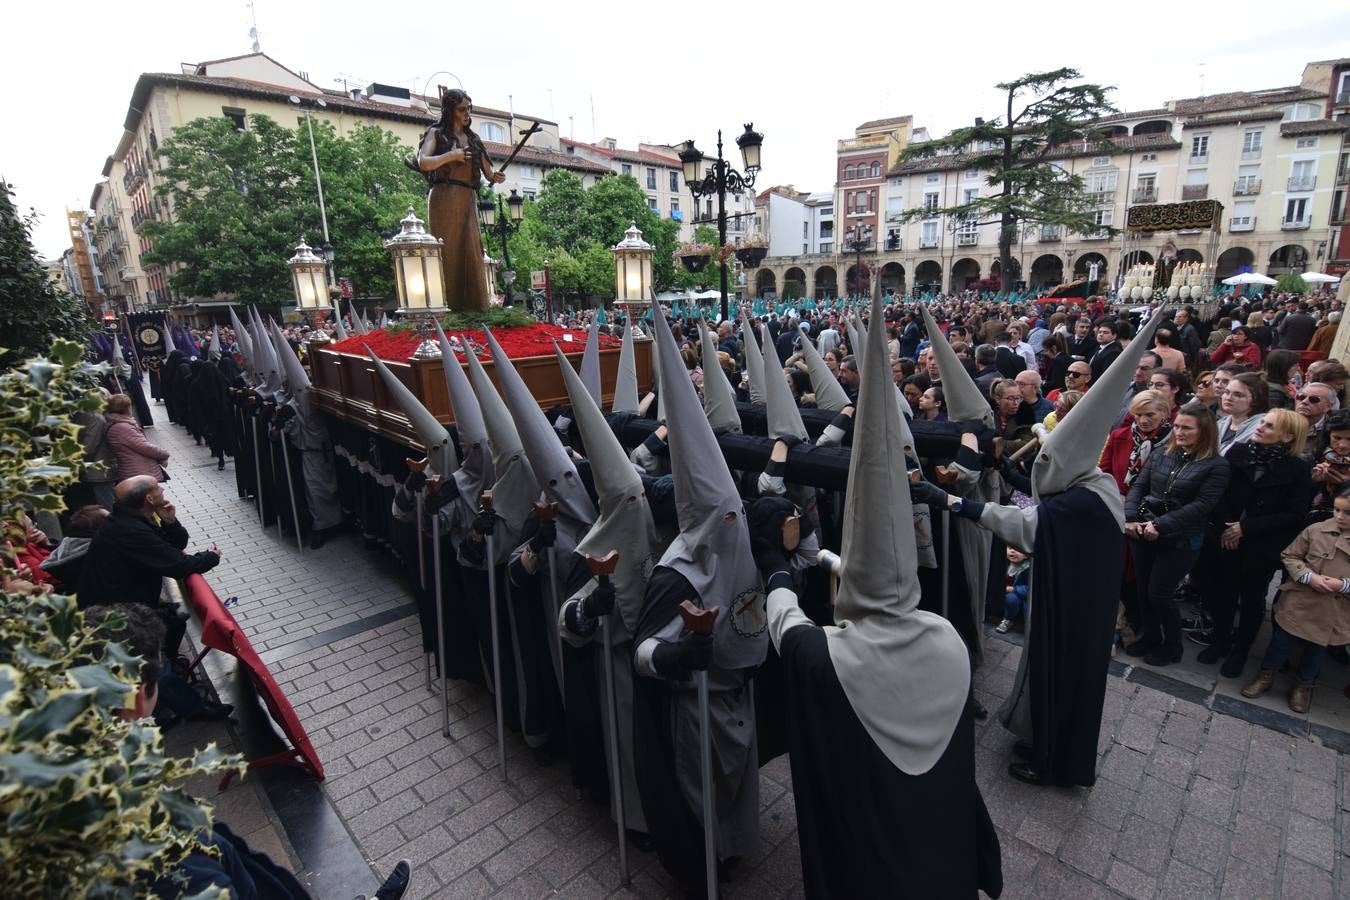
[288,237,328,311]
[680,122,763,320]
[612,222,654,332]
[478,189,525,298]
[385,206,446,358]
[483,250,501,305]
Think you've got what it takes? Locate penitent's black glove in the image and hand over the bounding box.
[472,508,497,537]
[529,519,557,552]
[651,634,714,680]
[405,471,428,494]
[580,581,616,619]
[909,479,950,510]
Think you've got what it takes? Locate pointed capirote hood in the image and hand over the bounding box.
[845,315,864,361]
[919,304,992,427]
[347,300,368,335]
[208,324,222,360]
[740,312,767,405]
[827,291,969,775]
[651,299,765,671]
[611,324,640,414]
[649,317,666,422]
[365,348,459,478]
[484,326,596,530]
[434,324,493,502]
[269,319,311,394]
[698,319,741,434]
[555,344,658,637]
[110,334,131,379]
[1032,307,1168,515]
[796,330,852,412]
[760,325,808,441]
[228,306,256,381]
[330,308,348,340]
[579,320,602,407]
[248,307,281,396]
[463,338,539,531]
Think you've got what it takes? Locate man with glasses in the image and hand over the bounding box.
[1047,363,1091,403]
[1297,382,1340,463]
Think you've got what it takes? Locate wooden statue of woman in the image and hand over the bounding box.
[416,89,505,312]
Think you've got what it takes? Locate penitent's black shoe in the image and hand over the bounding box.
[1008,762,1050,786]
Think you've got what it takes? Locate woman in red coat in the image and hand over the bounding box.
[1100,390,1172,496]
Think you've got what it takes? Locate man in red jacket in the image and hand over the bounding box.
[1209,325,1262,368]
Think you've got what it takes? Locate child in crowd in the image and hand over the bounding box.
[996,545,1032,634]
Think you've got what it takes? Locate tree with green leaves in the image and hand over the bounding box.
[0,184,92,367]
[899,69,1117,292]
[143,114,426,305]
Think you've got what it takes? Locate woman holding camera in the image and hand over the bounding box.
[1123,402,1230,666]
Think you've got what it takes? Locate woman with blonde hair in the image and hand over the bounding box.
[1193,407,1312,678]
[103,394,170,482]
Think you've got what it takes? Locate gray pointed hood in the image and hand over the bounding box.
[556,344,659,637]
[796,330,852,412]
[330,308,348,340]
[1032,307,1168,518]
[760,326,807,441]
[611,324,640,414]
[740,312,767,405]
[434,324,493,502]
[484,327,595,530]
[579,320,602,406]
[651,300,765,671]
[827,291,969,775]
[269,320,311,394]
[463,339,539,532]
[347,300,368,335]
[698,319,741,435]
[110,334,131,380]
[649,320,666,423]
[208,325,222,361]
[845,315,864,361]
[249,307,281,396]
[228,306,256,382]
[365,348,458,478]
[919,304,992,427]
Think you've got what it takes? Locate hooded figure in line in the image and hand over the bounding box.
[554,343,659,840]
[764,292,1002,898]
[269,323,343,546]
[912,307,1170,788]
[631,299,766,897]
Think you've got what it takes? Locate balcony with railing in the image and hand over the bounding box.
[1230,216,1256,232]
[1038,226,1062,242]
[130,209,149,232]
[1132,188,1158,203]
[1083,228,1111,240]
[1338,167,1350,185]
[1287,176,1317,192]
[957,232,978,247]
[1337,89,1350,105]
[1281,215,1312,230]
[1085,190,1115,206]
[919,238,939,249]
[1189,152,1209,164]
[1182,184,1209,200]
[123,165,145,192]
[1241,148,1262,161]
[1234,179,1262,196]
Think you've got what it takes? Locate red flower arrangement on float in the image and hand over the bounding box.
[327,323,619,362]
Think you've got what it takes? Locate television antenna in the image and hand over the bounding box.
[246,1,262,53]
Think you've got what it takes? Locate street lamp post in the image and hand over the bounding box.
[288,95,334,285]
[478,189,524,299]
[1065,248,1077,288]
[680,123,763,321]
[843,223,874,304]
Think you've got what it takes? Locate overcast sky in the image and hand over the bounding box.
[6,0,1348,258]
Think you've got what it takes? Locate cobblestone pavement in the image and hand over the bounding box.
[150,401,1350,899]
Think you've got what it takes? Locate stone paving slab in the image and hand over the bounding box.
[147,394,1350,899]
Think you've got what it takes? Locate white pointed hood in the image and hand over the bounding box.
[347,300,368,335]
[435,324,493,502]
[330,308,348,340]
[919,304,992,427]
[269,320,311,395]
[698,319,741,435]
[1031,308,1169,521]
[651,300,765,670]
[611,324,640,414]
[740,312,767,405]
[649,318,666,423]
[845,315,864,361]
[228,306,256,383]
[556,344,659,637]
[579,320,602,407]
[365,348,458,478]
[796,330,852,412]
[208,325,222,361]
[484,327,596,533]
[463,341,539,531]
[827,292,969,775]
[249,307,282,397]
[760,326,808,441]
[110,334,131,380]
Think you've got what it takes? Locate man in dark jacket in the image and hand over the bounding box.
[79,476,220,652]
[1277,303,1318,350]
[1089,320,1123,381]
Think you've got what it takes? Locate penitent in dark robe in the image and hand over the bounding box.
[767,292,1002,899]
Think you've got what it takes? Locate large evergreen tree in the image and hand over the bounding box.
[143,115,425,305]
[899,69,1117,291]
[0,183,92,366]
